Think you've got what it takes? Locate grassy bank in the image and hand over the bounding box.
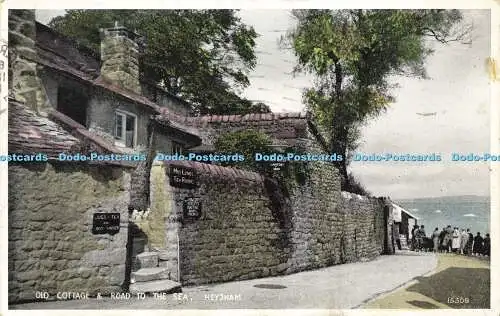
[362,253,490,309]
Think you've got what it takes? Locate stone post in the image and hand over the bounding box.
[8,9,51,115]
[380,197,395,255]
[130,117,157,211]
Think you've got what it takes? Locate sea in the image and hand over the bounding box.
[395,195,490,235]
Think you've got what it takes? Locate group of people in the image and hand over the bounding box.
[411,224,490,257]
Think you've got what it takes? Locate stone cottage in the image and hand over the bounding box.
[7,9,395,303]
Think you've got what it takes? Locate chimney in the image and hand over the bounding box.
[99,22,143,95]
[8,9,51,115]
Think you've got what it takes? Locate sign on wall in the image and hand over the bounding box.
[92,213,120,235]
[183,197,202,219]
[169,166,198,189]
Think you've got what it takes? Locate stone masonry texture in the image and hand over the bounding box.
[9,10,51,114]
[8,162,131,303]
[150,157,390,286]
[8,9,393,301]
[100,27,142,95]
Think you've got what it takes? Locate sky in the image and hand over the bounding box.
[35,9,492,199]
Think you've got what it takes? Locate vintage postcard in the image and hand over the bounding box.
[1,0,498,314]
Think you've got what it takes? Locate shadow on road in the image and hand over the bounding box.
[406,267,490,309]
[394,252,434,257]
[407,300,440,309]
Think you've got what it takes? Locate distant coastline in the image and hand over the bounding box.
[395,195,490,202]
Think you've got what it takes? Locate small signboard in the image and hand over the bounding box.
[183,197,202,219]
[92,213,120,235]
[169,165,198,189]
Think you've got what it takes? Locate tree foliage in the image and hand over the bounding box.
[281,9,467,189]
[49,9,270,115]
[214,130,272,172]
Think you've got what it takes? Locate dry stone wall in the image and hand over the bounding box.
[8,162,132,303]
[155,160,390,285]
[339,192,387,261]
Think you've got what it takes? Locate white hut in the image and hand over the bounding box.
[392,203,419,250]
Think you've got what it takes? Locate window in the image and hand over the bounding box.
[114,110,137,148]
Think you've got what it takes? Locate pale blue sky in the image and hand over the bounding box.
[35,9,491,199]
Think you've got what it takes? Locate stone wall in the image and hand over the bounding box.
[169,161,281,284]
[149,160,390,286]
[338,192,387,261]
[9,10,51,114]
[8,162,132,303]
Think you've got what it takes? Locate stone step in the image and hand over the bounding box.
[132,267,170,282]
[158,250,176,261]
[136,252,159,269]
[130,279,182,295]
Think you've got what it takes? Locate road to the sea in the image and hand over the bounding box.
[10,251,438,310]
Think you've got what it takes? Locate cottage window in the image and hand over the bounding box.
[114,110,137,148]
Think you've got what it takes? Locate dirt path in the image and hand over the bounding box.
[362,253,490,309]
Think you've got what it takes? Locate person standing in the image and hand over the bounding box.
[439,228,446,253]
[460,229,468,255]
[445,225,454,253]
[452,227,460,253]
[418,225,426,251]
[473,232,484,256]
[432,227,440,253]
[466,229,474,256]
[483,233,490,257]
[411,225,419,251]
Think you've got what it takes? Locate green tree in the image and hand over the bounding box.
[49,9,269,115]
[281,9,469,189]
[214,130,272,172]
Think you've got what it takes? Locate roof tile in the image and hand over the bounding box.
[8,99,132,166]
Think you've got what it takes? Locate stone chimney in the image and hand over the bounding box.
[8,9,51,115]
[99,22,143,95]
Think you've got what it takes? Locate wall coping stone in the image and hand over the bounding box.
[164,160,264,183]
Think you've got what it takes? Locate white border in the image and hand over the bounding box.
[1,1,499,316]
[0,0,8,315]
[490,1,500,314]
[4,0,497,9]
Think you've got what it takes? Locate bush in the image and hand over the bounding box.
[214,130,273,172]
[214,130,310,191]
[345,172,371,196]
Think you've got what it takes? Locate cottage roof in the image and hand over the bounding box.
[34,22,199,142]
[155,111,310,144]
[392,203,419,221]
[31,22,327,152]
[8,99,80,156]
[159,112,307,125]
[8,98,136,167]
[35,21,191,109]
